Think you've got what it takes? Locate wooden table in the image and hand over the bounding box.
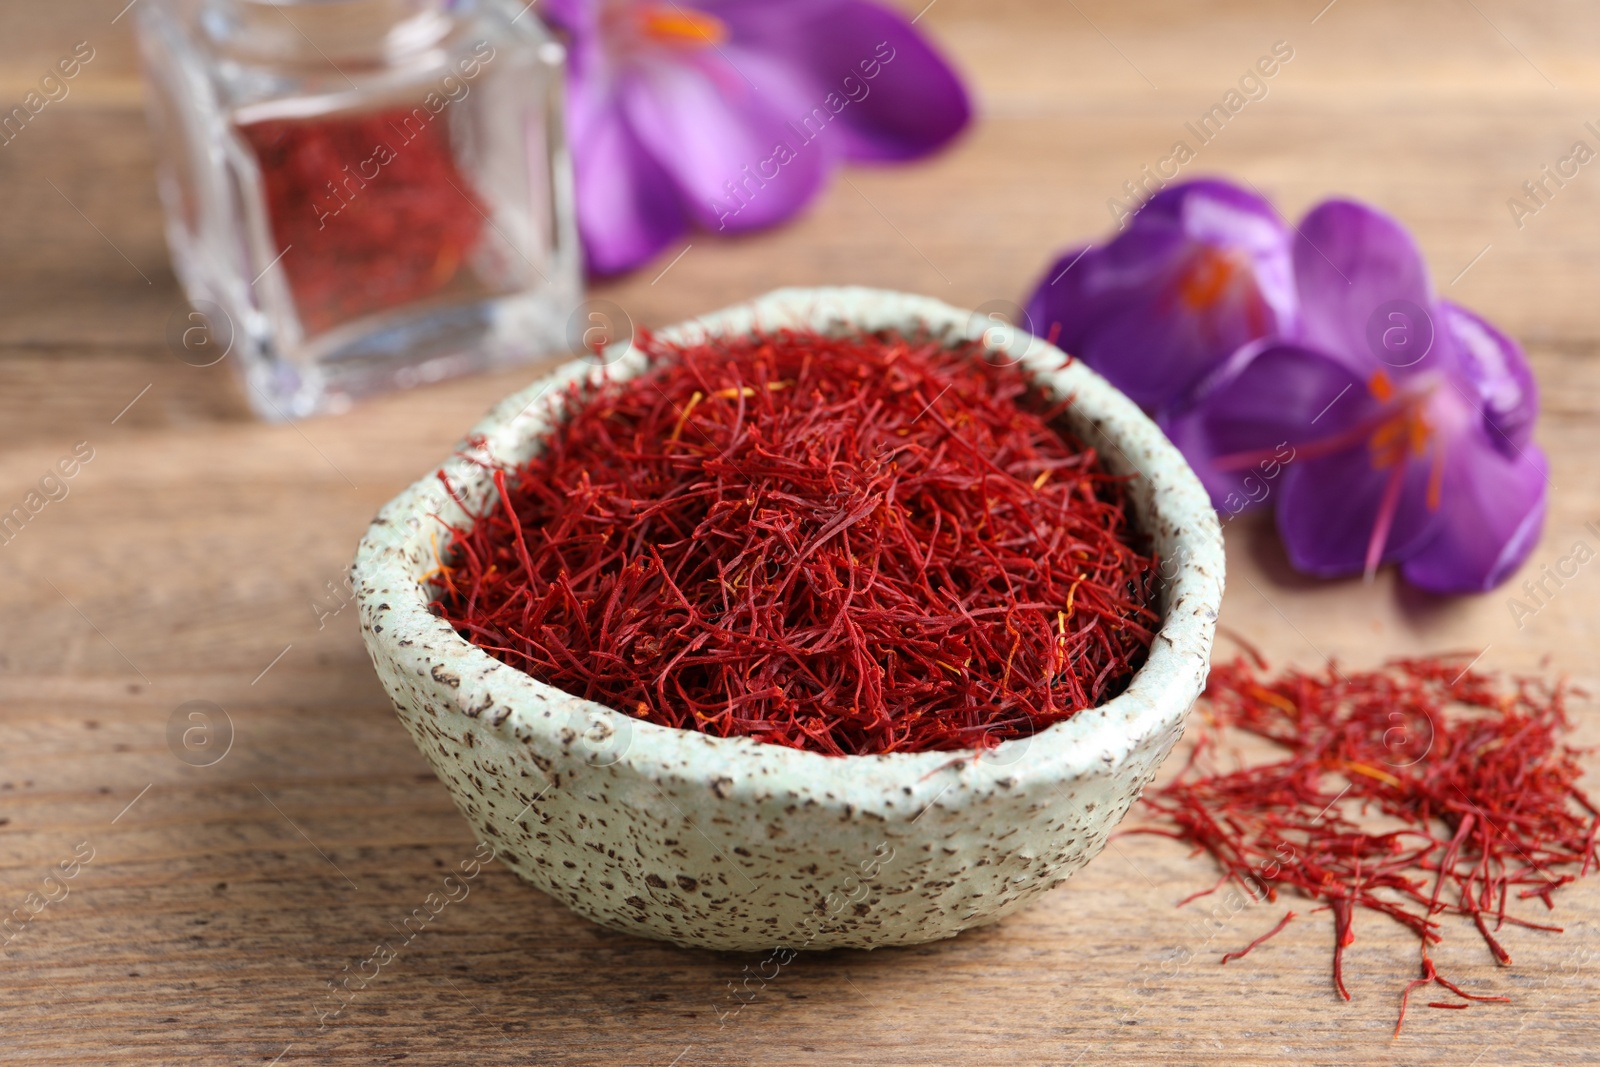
[4,2,1598,1063]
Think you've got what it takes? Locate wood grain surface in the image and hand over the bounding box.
[3,1,1599,1064]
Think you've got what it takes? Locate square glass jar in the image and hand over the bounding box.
[137,0,581,419]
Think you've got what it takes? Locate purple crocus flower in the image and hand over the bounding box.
[1023,179,1298,413]
[540,0,971,274]
[1164,199,1547,593]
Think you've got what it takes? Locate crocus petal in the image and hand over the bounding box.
[1439,300,1539,453]
[704,0,970,161]
[1293,199,1436,376]
[620,52,830,232]
[567,95,690,274]
[543,0,972,273]
[538,0,595,36]
[1162,341,1369,508]
[1399,433,1548,594]
[1275,445,1442,580]
[1025,179,1294,413]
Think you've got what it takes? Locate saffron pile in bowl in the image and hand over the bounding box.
[429,329,1160,756]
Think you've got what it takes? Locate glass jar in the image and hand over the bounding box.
[136,0,580,419]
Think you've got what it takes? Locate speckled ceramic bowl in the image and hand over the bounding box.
[352,287,1224,951]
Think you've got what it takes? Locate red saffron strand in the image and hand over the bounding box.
[1395,955,1512,1038]
[1331,896,1353,1002]
[431,328,1159,756]
[1220,909,1296,964]
[1134,654,1594,1036]
[1395,960,1436,1038]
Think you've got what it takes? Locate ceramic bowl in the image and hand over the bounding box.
[352,286,1224,951]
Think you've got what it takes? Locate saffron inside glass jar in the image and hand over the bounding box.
[136,0,580,419]
[429,329,1162,757]
[240,107,487,336]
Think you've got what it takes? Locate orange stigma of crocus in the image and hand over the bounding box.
[1175,246,1272,335]
[638,5,728,46]
[1365,369,1442,510]
[1212,368,1449,582]
[1178,246,1245,311]
[1361,369,1446,579]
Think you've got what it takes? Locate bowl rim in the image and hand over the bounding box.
[353,286,1224,811]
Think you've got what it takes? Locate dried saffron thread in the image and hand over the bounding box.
[1220,909,1296,964]
[1395,954,1509,1037]
[430,328,1160,756]
[1127,654,1596,1035]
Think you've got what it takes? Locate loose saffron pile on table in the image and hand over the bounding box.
[430,329,1160,756]
[1131,653,1597,1035]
